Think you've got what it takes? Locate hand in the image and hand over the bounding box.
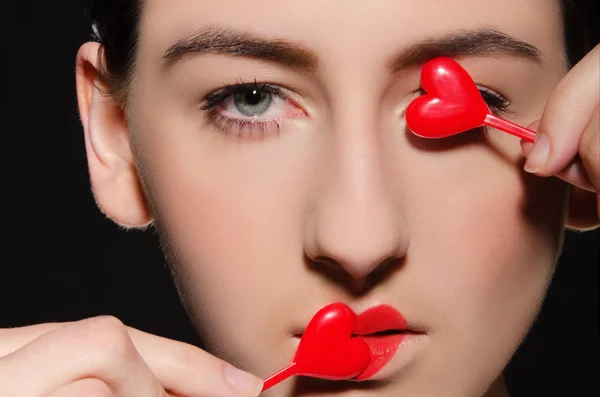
[0,316,263,397]
[521,44,599,226]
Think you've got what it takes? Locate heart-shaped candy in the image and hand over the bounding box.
[292,303,371,379]
[261,303,371,392]
[406,57,490,138]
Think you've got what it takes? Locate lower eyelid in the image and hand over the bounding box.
[209,113,283,137]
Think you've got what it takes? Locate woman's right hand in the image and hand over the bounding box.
[0,316,263,397]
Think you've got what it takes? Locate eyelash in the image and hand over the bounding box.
[198,81,512,137]
[416,86,512,142]
[416,86,511,114]
[477,87,512,114]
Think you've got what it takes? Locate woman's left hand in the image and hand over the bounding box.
[521,44,599,226]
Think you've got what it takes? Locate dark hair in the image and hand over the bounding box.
[87,0,599,107]
[88,0,142,106]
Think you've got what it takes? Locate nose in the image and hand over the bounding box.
[303,114,410,289]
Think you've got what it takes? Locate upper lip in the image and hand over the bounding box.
[293,303,424,336]
[353,304,407,335]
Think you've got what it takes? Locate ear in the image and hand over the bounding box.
[75,42,153,228]
[565,185,599,231]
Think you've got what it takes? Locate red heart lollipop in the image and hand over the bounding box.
[261,303,371,392]
[292,303,371,378]
[406,57,536,142]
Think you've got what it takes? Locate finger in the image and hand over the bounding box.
[125,327,263,397]
[578,105,600,189]
[0,316,168,397]
[0,322,67,358]
[522,139,594,191]
[0,319,263,397]
[524,45,599,176]
[566,186,600,230]
[45,379,114,397]
[553,156,595,191]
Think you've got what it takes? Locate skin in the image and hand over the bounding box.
[1,1,598,396]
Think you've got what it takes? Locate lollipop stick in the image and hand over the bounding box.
[262,362,298,392]
[484,114,536,142]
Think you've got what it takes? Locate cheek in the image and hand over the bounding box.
[418,182,562,321]
[402,142,567,368]
[131,112,318,353]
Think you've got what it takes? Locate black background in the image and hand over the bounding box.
[6,1,599,396]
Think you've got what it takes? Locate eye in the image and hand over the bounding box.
[476,86,512,114]
[232,86,273,116]
[198,81,306,137]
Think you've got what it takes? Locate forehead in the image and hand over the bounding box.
[140,0,561,52]
[139,0,563,61]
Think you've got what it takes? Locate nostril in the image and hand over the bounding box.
[305,253,356,284]
[313,255,338,269]
[367,257,404,285]
[304,253,404,296]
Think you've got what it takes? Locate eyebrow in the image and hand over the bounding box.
[162,26,318,70]
[161,26,543,72]
[391,28,543,70]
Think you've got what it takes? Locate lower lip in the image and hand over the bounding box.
[353,334,405,380]
[291,331,426,383]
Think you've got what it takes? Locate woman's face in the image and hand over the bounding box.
[125,0,569,395]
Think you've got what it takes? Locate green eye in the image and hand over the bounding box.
[233,87,273,116]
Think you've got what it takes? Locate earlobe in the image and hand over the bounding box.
[75,42,153,228]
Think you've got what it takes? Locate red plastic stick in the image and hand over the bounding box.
[261,303,370,392]
[484,114,535,142]
[406,57,537,143]
[262,363,297,392]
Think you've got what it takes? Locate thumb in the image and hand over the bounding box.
[521,119,595,192]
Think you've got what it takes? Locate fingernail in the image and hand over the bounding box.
[224,364,263,396]
[524,133,550,173]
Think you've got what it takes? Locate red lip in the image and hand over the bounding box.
[294,304,416,381]
[354,304,407,335]
[352,305,408,380]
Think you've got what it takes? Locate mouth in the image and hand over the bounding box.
[293,304,425,381]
